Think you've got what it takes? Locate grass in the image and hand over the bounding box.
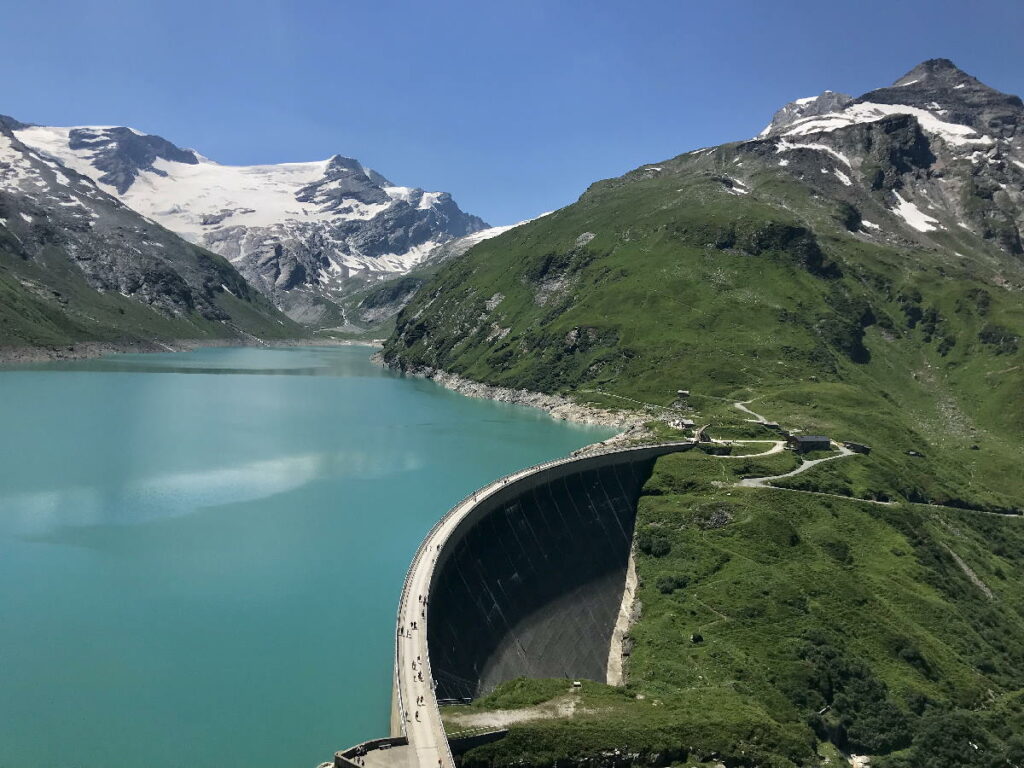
[0,232,306,351]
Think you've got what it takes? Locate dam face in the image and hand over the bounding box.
[427,455,657,700]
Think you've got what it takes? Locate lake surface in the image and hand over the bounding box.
[0,346,615,768]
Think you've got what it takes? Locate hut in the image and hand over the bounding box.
[843,441,872,455]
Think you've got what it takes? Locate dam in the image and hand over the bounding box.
[334,441,693,768]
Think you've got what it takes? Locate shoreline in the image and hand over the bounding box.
[376,357,651,433]
[0,336,380,365]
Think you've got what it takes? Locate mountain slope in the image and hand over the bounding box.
[384,59,1024,508]
[385,61,1024,766]
[0,117,304,354]
[14,123,489,326]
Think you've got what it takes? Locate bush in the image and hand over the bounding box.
[656,575,687,594]
[636,531,672,557]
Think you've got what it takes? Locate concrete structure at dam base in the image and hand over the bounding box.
[332,441,695,768]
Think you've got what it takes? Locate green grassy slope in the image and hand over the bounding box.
[0,231,305,351]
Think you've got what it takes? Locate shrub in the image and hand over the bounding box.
[656,575,687,594]
[636,531,672,557]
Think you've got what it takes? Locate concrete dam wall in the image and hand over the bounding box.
[427,450,663,701]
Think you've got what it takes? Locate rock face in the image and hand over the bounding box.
[14,124,490,326]
[759,90,854,136]
[860,58,1023,139]
[753,59,1024,255]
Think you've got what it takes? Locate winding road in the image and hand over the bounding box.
[738,444,855,487]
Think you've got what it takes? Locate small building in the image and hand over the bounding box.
[788,435,832,453]
[844,441,872,455]
[676,389,690,398]
[763,421,781,430]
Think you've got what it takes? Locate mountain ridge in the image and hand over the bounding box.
[0,118,306,353]
[13,122,491,326]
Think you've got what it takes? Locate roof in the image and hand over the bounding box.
[793,435,830,442]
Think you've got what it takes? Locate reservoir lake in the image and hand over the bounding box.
[0,345,615,767]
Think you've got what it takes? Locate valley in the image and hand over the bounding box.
[2,43,1022,768]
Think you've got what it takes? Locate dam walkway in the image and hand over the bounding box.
[334,439,695,768]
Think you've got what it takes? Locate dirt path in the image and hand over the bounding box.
[715,440,785,458]
[734,400,768,423]
[738,444,855,487]
[941,543,995,599]
[443,694,580,730]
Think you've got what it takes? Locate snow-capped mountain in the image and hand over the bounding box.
[748,58,1023,255]
[14,124,489,325]
[0,115,299,348]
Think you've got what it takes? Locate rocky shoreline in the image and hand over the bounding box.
[375,358,651,436]
[0,336,375,365]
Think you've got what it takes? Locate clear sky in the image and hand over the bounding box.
[5,0,1022,225]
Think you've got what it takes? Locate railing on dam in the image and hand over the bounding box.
[343,438,695,768]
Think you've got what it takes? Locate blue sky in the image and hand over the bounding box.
[6,0,1022,224]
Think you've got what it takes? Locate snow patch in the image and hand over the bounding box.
[834,168,852,186]
[775,138,852,167]
[782,102,994,147]
[724,177,749,195]
[20,212,33,223]
[892,191,939,232]
[860,219,880,230]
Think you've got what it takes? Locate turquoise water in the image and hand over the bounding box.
[0,346,615,768]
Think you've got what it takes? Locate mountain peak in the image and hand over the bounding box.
[860,59,1023,137]
[759,58,1022,141]
[893,58,969,87]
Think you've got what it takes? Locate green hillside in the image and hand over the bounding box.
[0,233,306,353]
[384,140,1024,510]
[395,63,1024,766]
